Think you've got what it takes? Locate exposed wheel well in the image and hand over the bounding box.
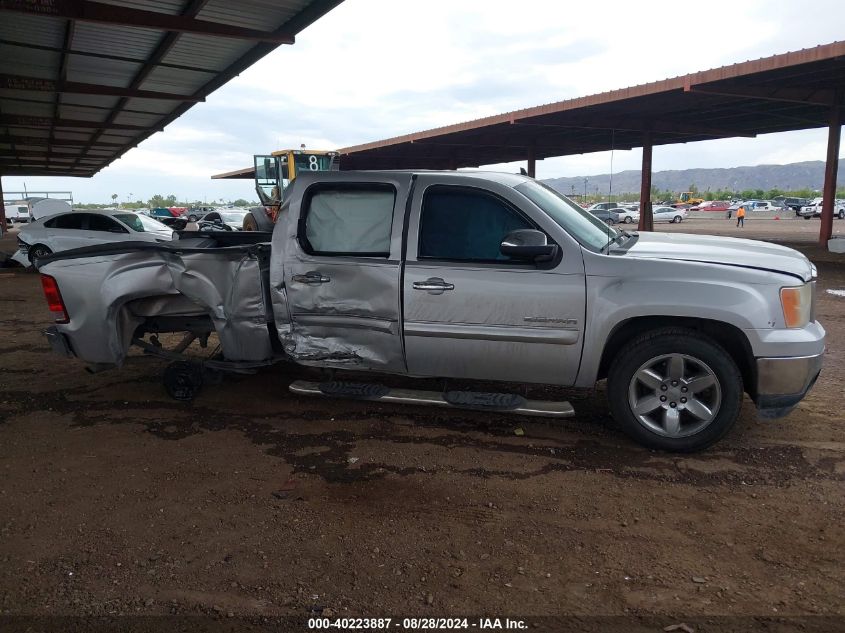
[597,316,756,398]
[28,243,52,263]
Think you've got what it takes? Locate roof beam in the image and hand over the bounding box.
[514,118,757,139]
[0,37,217,74]
[0,0,295,44]
[0,150,91,159]
[686,83,836,107]
[0,134,123,147]
[1,94,171,116]
[0,157,101,166]
[0,114,149,130]
[0,73,203,101]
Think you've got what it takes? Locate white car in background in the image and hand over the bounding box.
[199,209,249,230]
[13,210,174,267]
[798,197,845,219]
[652,206,687,223]
[613,206,640,224]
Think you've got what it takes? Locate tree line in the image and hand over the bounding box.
[73,194,258,210]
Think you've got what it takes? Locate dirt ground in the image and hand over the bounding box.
[0,217,843,630]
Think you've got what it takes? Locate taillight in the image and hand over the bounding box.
[40,274,69,324]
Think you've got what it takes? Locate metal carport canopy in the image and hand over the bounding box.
[338,41,845,170]
[336,40,844,244]
[0,0,344,178]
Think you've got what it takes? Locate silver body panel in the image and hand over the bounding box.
[40,170,825,415]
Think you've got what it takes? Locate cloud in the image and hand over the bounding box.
[3,0,845,202]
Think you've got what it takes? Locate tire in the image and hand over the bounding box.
[607,327,743,452]
[243,207,274,232]
[804,215,810,220]
[838,209,844,220]
[28,244,52,265]
[605,218,616,226]
[673,215,682,223]
[624,216,633,224]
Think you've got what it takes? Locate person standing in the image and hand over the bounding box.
[736,204,745,228]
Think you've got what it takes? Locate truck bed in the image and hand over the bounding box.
[38,232,276,367]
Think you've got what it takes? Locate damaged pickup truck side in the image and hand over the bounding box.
[37,171,824,452]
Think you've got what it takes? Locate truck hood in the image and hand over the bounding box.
[615,232,814,281]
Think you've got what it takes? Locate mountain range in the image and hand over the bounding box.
[543,160,844,196]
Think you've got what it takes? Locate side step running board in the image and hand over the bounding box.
[289,380,574,418]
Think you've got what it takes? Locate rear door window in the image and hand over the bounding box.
[44,214,84,229]
[87,214,127,232]
[300,185,395,256]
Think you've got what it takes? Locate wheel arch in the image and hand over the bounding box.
[596,316,756,398]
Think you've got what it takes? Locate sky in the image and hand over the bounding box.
[3,0,845,204]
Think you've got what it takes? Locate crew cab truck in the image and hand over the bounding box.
[36,171,825,452]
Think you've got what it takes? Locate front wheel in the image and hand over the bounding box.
[673,215,683,223]
[838,209,845,219]
[623,216,633,224]
[607,327,743,452]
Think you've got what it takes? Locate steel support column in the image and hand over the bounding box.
[819,95,842,246]
[0,173,6,232]
[638,131,653,232]
[526,147,536,178]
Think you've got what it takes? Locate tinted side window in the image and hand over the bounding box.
[88,214,126,232]
[419,186,533,262]
[301,185,395,256]
[45,214,84,229]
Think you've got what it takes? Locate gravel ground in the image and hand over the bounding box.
[0,218,843,629]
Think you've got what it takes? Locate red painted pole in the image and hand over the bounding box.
[819,98,842,246]
[638,131,653,232]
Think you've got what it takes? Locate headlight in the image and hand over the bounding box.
[780,284,812,328]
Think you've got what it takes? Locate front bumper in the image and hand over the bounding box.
[755,352,823,418]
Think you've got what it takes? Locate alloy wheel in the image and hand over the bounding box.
[627,353,721,438]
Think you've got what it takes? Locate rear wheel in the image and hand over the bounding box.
[838,209,844,219]
[607,327,743,452]
[605,218,616,226]
[28,244,52,264]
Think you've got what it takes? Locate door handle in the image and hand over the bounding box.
[413,277,454,292]
[292,271,331,285]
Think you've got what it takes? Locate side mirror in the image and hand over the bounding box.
[500,229,558,263]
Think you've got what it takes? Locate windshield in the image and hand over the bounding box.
[220,211,248,222]
[114,213,169,233]
[514,181,618,251]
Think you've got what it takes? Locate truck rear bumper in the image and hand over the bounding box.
[755,352,823,418]
[45,326,75,358]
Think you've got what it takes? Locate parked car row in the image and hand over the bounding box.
[12,209,174,267]
[10,207,257,267]
[585,203,686,225]
[797,197,845,219]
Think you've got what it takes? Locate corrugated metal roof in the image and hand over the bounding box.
[163,33,253,71]
[198,0,312,31]
[0,0,345,177]
[338,40,845,171]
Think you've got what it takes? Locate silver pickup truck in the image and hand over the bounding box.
[36,171,824,452]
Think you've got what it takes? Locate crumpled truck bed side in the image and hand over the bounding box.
[39,242,273,366]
